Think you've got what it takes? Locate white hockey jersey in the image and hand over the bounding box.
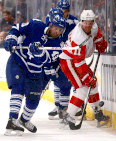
[59,22,102,76]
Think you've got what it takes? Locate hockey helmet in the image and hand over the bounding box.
[80,10,95,22]
[51,15,66,29]
[57,0,70,10]
[49,7,64,18]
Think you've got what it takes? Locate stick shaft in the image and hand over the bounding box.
[13,46,79,50]
[76,53,100,129]
[40,65,60,99]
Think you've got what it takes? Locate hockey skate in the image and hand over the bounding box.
[19,115,37,133]
[48,106,59,120]
[94,108,110,127]
[60,112,76,129]
[59,107,68,119]
[58,106,68,124]
[4,117,24,136]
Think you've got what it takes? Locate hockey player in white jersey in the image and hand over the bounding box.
[59,10,110,129]
[4,15,66,135]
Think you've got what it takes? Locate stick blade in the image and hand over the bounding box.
[69,122,81,130]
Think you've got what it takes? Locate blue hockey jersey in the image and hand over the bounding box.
[7,19,63,78]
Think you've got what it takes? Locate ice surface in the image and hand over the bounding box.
[0,90,116,141]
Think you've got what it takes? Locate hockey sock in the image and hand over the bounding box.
[21,95,40,122]
[54,84,60,106]
[67,96,84,116]
[88,93,101,111]
[67,87,87,116]
[10,86,24,119]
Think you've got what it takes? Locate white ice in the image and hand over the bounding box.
[0,90,116,141]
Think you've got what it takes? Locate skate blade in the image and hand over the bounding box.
[4,129,23,136]
[59,119,69,129]
[59,119,64,123]
[49,116,55,120]
[59,123,66,129]
[59,123,69,129]
[96,119,111,127]
[48,116,59,120]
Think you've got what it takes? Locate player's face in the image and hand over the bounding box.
[62,9,69,18]
[49,25,64,38]
[81,20,94,34]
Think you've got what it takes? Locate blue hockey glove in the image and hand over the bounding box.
[4,35,17,53]
[29,42,43,55]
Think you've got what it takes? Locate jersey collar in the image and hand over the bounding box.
[44,27,54,39]
[44,27,49,34]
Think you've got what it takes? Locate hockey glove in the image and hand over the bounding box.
[4,35,17,53]
[95,40,107,53]
[29,42,43,55]
[81,73,97,88]
[94,31,107,53]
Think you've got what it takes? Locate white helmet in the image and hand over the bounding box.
[80,10,95,21]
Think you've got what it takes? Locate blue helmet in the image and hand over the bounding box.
[49,7,64,18]
[57,0,70,10]
[51,15,66,29]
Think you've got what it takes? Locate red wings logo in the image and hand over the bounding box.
[87,13,90,16]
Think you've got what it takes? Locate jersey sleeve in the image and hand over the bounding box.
[7,19,43,38]
[93,27,107,53]
[93,27,105,43]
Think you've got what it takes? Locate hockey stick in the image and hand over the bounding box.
[87,54,94,67]
[13,46,79,51]
[12,34,91,51]
[40,79,52,99]
[69,53,100,130]
[40,65,60,99]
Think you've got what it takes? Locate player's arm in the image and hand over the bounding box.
[4,21,30,52]
[72,41,97,88]
[4,19,42,53]
[94,27,107,53]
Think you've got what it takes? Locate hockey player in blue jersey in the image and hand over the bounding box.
[4,15,66,136]
[57,0,79,42]
[46,0,80,119]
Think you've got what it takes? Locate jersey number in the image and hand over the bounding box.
[74,48,81,56]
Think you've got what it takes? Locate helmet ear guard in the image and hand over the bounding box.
[80,10,95,22]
